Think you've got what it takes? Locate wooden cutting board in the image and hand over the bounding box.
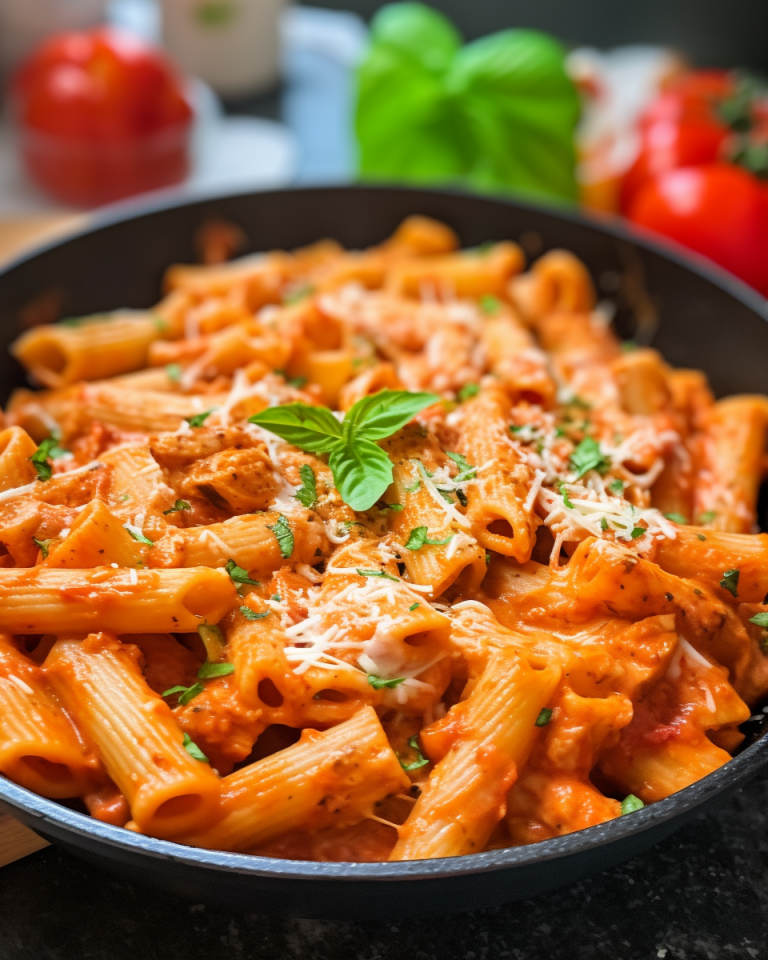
[0,212,87,865]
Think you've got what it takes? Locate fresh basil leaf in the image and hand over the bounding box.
[569,436,610,479]
[33,537,53,559]
[446,451,476,482]
[163,499,190,515]
[368,675,407,690]
[267,514,294,558]
[185,409,214,428]
[343,389,439,442]
[198,623,225,662]
[356,4,464,183]
[225,559,260,586]
[720,568,740,598]
[249,403,343,453]
[294,463,318,508]
[630,526,646,539]
[750,613,768,628]
[664,512,688,524]
[240,606,270,620]
[198,661,235,679]
[182,733,209,763]
[447,29,579,201]
[329,439,394,512]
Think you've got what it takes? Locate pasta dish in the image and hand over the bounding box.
[1,214,767,863]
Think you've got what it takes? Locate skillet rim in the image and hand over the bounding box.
[0,181,767,883]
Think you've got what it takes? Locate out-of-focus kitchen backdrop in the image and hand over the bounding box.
[1,0,768,291]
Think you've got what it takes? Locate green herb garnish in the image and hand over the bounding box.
[535,708,552,727]
[356,568,399,581]
[720,569,740,598]
[198,661,235,679]
[699,511,717,524]
[166,363,182,383]
[32,537,53,558]
[125,526,154,546]
[294,464,318,509]
[404,526,454,550]
[664,513,688,525]
[409,602,420,611]
[163,499,190,515]
[185,410,214,428]
[569,436,610,479]
[400,734,430,772]
[479,294,500,315]
[29,437,68,482]
[182,733,209,762]
[225,559,260,587]
[240,606,270,620]
[458,383,480,402]
[368,675,407,690]
[267,515,294,558]
[163,682,204,706]
[249,390,438,511]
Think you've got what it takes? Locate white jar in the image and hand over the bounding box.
[0,0,108,76]
[160,0,288,99]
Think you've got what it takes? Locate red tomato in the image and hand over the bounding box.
[11,28,193,205]
[628,163,768,293]
[620,116,728,212]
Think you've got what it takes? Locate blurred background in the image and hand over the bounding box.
[1,0,767,291]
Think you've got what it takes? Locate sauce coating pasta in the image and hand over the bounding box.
[2,214,767,861]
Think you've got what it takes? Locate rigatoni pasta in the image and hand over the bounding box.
[0,214,767,862]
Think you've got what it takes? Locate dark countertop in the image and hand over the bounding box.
[2,778,767,959]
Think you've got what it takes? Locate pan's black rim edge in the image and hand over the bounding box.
[1,181,767,884]
[2,729,768,883]
[0,181,766,322]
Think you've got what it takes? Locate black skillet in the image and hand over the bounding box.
[0,185,767,920]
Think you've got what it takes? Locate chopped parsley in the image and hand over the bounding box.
[267,514,294,558]
[556,480,574,509]
[697,534,707,542]
[29,437,68,481]
[446,451,476,482]
[184,409,214,428]
[225,559,260,587]
[720,568,740,598]
[163,682,204,706]
[198,661,235,679]
[479,294,500,315]
[125,526,154,546]
[240,606,270,620]
[608,479,625,495]
[294,464,318,508]
[404,478,421,494]
[630,526,646,539]
[400,734,430,772]
[600,518,609,532]
[182,733,209,762]
[33,537,53,559]
[620,794,645,815]
[569,436,610,479]
[404,526,453,551]
[535,708,552,727]
[356,568,399,581]
[379,501,404,512]
[368,675,406,690]
[409,602,420,611]
[664,512,688,525]
[163,499,190,515]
